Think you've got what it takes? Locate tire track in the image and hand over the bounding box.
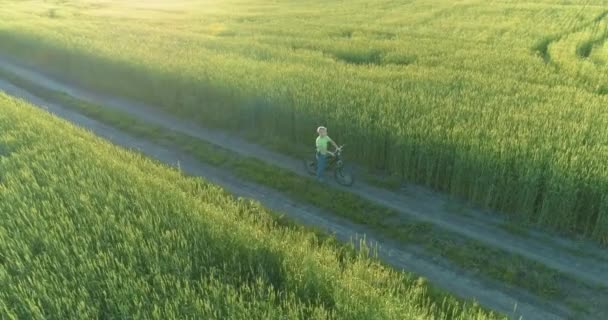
[534,7,607,63]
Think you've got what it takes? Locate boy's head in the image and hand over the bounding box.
[317,126,327,136]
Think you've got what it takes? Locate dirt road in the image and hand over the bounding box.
[3,58,607,318]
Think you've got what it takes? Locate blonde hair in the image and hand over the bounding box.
[317,126,327,134]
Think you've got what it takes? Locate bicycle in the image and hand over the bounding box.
[304,145,354,186]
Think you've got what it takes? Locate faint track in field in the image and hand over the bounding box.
[533,9,608,63]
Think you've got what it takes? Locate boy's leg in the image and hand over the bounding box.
[316,153,326,181]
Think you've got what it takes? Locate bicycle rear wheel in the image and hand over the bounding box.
[304,159,317,176]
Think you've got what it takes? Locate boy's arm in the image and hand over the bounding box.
[329,137,339,149]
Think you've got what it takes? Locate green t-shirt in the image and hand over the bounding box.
[316,136,332,155]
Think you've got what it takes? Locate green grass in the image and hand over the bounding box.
[0,0,607,244]
[0,67,590,309]
[500,221,530,238]
[362,172,402,191]
[0,92,505,319]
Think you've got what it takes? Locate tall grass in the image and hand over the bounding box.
[0,0,607,244]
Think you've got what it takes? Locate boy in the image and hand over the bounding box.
[315,126,340,182]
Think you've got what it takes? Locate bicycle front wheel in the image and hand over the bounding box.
[335,166,354,186]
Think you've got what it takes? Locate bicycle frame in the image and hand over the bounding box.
[320,149,343,170]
